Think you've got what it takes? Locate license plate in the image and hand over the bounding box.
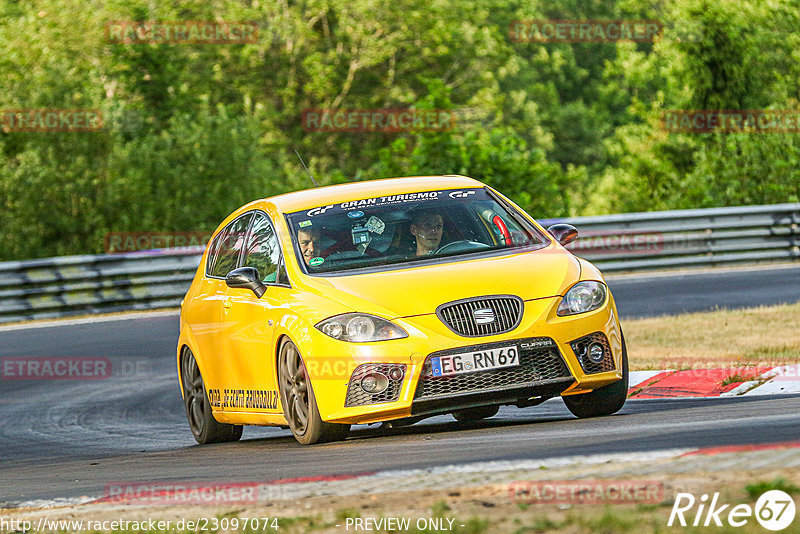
[431,345,519,377]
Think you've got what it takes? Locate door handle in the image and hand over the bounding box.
[223,299,232,309]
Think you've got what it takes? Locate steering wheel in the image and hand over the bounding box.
[435,240,491,255]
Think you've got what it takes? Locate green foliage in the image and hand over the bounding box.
[1,0,799,259]
[599,0,800,213]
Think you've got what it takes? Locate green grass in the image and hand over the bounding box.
[513,517,562,533]
[720,373,751,386]
[333,508,361,522]
[745,478,800,499]
[577,507,639,534]
[454,518,490,534]
[623,302,800,370]
[431,500,452,516]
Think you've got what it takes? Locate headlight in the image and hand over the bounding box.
[316,313,408,342]
[557,281,607,316]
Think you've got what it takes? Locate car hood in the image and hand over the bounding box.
[302,245,580,319]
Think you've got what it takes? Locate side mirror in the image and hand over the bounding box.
[547,223,579,246]
[225,267,267,298]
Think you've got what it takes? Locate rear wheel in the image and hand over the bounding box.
[180,347,243,444]
[452,405,500,422]
[278,339,350,445]
[563,335,629,418]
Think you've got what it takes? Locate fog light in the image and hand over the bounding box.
[588,343,605,363]
[388,367,404,381]
[361,372,389,394]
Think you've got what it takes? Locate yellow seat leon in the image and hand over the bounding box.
[177,175,628,445]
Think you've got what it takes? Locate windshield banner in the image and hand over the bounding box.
[299,188,482,218]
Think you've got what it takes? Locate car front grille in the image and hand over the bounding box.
[414,337,571,400]
[436,295,523,337]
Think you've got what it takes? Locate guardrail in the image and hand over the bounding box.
[0,251,203,324]
[1,203,798,324]
[541,202,800,272]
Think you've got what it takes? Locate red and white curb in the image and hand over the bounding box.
[628,364,800,398]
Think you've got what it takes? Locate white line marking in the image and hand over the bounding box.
[0,310,180,331]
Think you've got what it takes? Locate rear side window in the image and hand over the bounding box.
[241,213,282,283]
[207,213,254,278]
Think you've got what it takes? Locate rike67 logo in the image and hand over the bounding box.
[669,491,796,531]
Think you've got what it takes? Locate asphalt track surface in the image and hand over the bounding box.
[608,263,800,318]
[1,264,799,505]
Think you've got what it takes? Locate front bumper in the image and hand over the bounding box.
[312,294,623,425]
[410,336,572,412]
[411,378,575,417]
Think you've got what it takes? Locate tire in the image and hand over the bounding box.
[277,339,350,445]
[452,405,500,422]
[180,347,243,444]
[563,334,629,419]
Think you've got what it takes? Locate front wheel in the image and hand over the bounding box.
[277,339,350,445]
[562,334,629,419]
[180,347,243,444]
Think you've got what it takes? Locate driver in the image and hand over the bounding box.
[409,210,444,256]
[297,227,322,266]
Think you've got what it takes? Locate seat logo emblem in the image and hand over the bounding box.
[473,308,495,324]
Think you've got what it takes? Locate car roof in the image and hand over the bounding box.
[264,175,484,213]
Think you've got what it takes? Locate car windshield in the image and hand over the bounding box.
[285,187,548,274]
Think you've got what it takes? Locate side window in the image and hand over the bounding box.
[205,231,225,276]
[242,213,282,283]
[209,213,253,278]
[474,202,529,246]
[277,259,288,285]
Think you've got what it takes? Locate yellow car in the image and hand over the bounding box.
[177,175,627,445]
